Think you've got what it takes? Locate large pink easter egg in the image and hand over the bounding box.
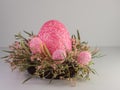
[38,20,72,54]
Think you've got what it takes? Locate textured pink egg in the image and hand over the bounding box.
[77,51,91,65]
[38,20,72,54]
[29,37,43,54]
[52,49,66,60]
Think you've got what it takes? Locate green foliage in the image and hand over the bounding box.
[77,30,80,40]
[2,30,102,84]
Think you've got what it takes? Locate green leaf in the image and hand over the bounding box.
[20,41,31,55]
[77,30,80,40]
[71,35,74,38]
[73,35,76,39]
[22,76,33,84]
[1,56,9,59]
[88,61,94,65]
[81,41,88,44]
[92,53,105,59]
[15,32,27,41]
[2,50,14,53]
[31,31,34,35]
[91,68,97,75]
[24,31,33,36]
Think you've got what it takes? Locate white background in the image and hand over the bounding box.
[0,0,120,47]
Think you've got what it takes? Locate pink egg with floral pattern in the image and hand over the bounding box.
[38,20,72,54]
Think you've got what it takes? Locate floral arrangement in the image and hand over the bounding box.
[2,20,101,86]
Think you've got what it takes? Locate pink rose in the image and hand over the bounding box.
[52,49,66,60]
[77,51,91,65]
[29,37,43,54]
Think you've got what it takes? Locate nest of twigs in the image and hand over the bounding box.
[2,30,102,84]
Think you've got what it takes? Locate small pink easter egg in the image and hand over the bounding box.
[52,49,66,60]
[38,20,72,54]
[29,36,43,54]
[77,51,91,65]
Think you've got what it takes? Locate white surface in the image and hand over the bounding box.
[0,47,120,90]
[0,0,120,47]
